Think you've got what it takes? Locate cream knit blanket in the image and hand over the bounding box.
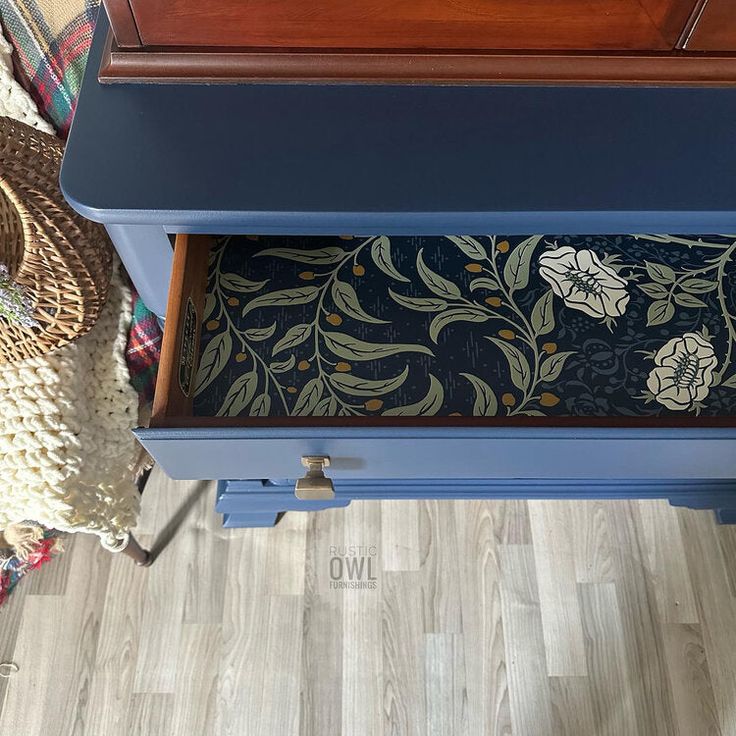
[0,30,140,551]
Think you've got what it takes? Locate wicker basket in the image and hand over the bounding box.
[0,116,112,363]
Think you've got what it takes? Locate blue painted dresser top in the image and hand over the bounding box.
[60,11,736,235]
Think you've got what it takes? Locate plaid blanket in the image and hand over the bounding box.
[0,0,97,136]
[0,0,162,403]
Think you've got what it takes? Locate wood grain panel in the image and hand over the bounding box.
[128,0,678,51]
[342,501,382,736]
[499,545,555,735]
[637,500,699,624]
[662,624,721,736]
[579,583,639,736]
[2,492,736,734]
[687,0,736,50]
[529,501,587,677]
[610,502,678,733]
[382,573,426,736]
[300,509,345,736]
[455,501,513,735]
[425,634,467,735]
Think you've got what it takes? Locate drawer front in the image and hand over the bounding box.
[135,426,736,482]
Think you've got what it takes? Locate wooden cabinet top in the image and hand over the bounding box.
[101,0,736,84]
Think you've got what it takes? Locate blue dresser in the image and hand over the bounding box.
[60,11,736,527]
[132,234,736,526]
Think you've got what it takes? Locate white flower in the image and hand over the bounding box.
[646,332,718,411]
[538,246,629,320]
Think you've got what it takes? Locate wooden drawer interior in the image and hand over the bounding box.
[151,233,736,430]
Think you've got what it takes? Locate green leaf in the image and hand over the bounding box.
[674,292,707,309]
[383,374,444,416]
[645,261,676,284]
[638,282,669,300]
[417,249,461,299]
[503,236,541,292]
[520,410,546,416]
[331,280,388,324]
[249,393,272,417]
[329,366,409,396]
[429,307,489,343]
[388,289,447,312]
[530,290,555,336]
[292,377,324,415]
[217,371,258,417]
[447,236,487,261]
[254,246,346,264]
[203,292,217,321]
[244,323,276,341]
[488,337,531,392]
[313,396,339,417]
[681,278,717,294]
[539,351,575,382]
[243,286,319,316]
[194,332,232,395]
[271,323,312,356]
[219,273,269,293]
[647,299,675,326]
[460,372,498,416]
[721,374,736,389]
[469,277,501,292]
[371,236,409,283]
[269,355,296,373]
[322,332,434,361]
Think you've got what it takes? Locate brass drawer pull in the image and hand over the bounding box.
[295,456,335,500]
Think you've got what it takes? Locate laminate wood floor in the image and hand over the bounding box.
[1,467,734,735]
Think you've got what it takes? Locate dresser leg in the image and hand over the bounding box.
[223,512,284,528]
[105,223,173,320]
[122,533,152,566]
[714,508,736,525]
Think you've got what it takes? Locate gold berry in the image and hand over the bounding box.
[485,296,502,307]
[502,393,516,407]
[286,386,298,394]
[540,392,560,407]
[498,329,515,340]
[326,313,343,326]
[235,352,247,363]
[465,263,483,273]
[205,320,220,331]
[364,399,384,411]
[542,342,557,354]
[298,360,310,371]
[335,362,351,372]
[227,296,239,307]
[299,271,315,280]
[497,240,510,253]
[353,264,366,277]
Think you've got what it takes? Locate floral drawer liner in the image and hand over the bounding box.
[192,234,736,419]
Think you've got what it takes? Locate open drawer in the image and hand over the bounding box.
[135,233,736,484]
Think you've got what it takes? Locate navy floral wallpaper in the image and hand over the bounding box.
[192,234,736,419]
